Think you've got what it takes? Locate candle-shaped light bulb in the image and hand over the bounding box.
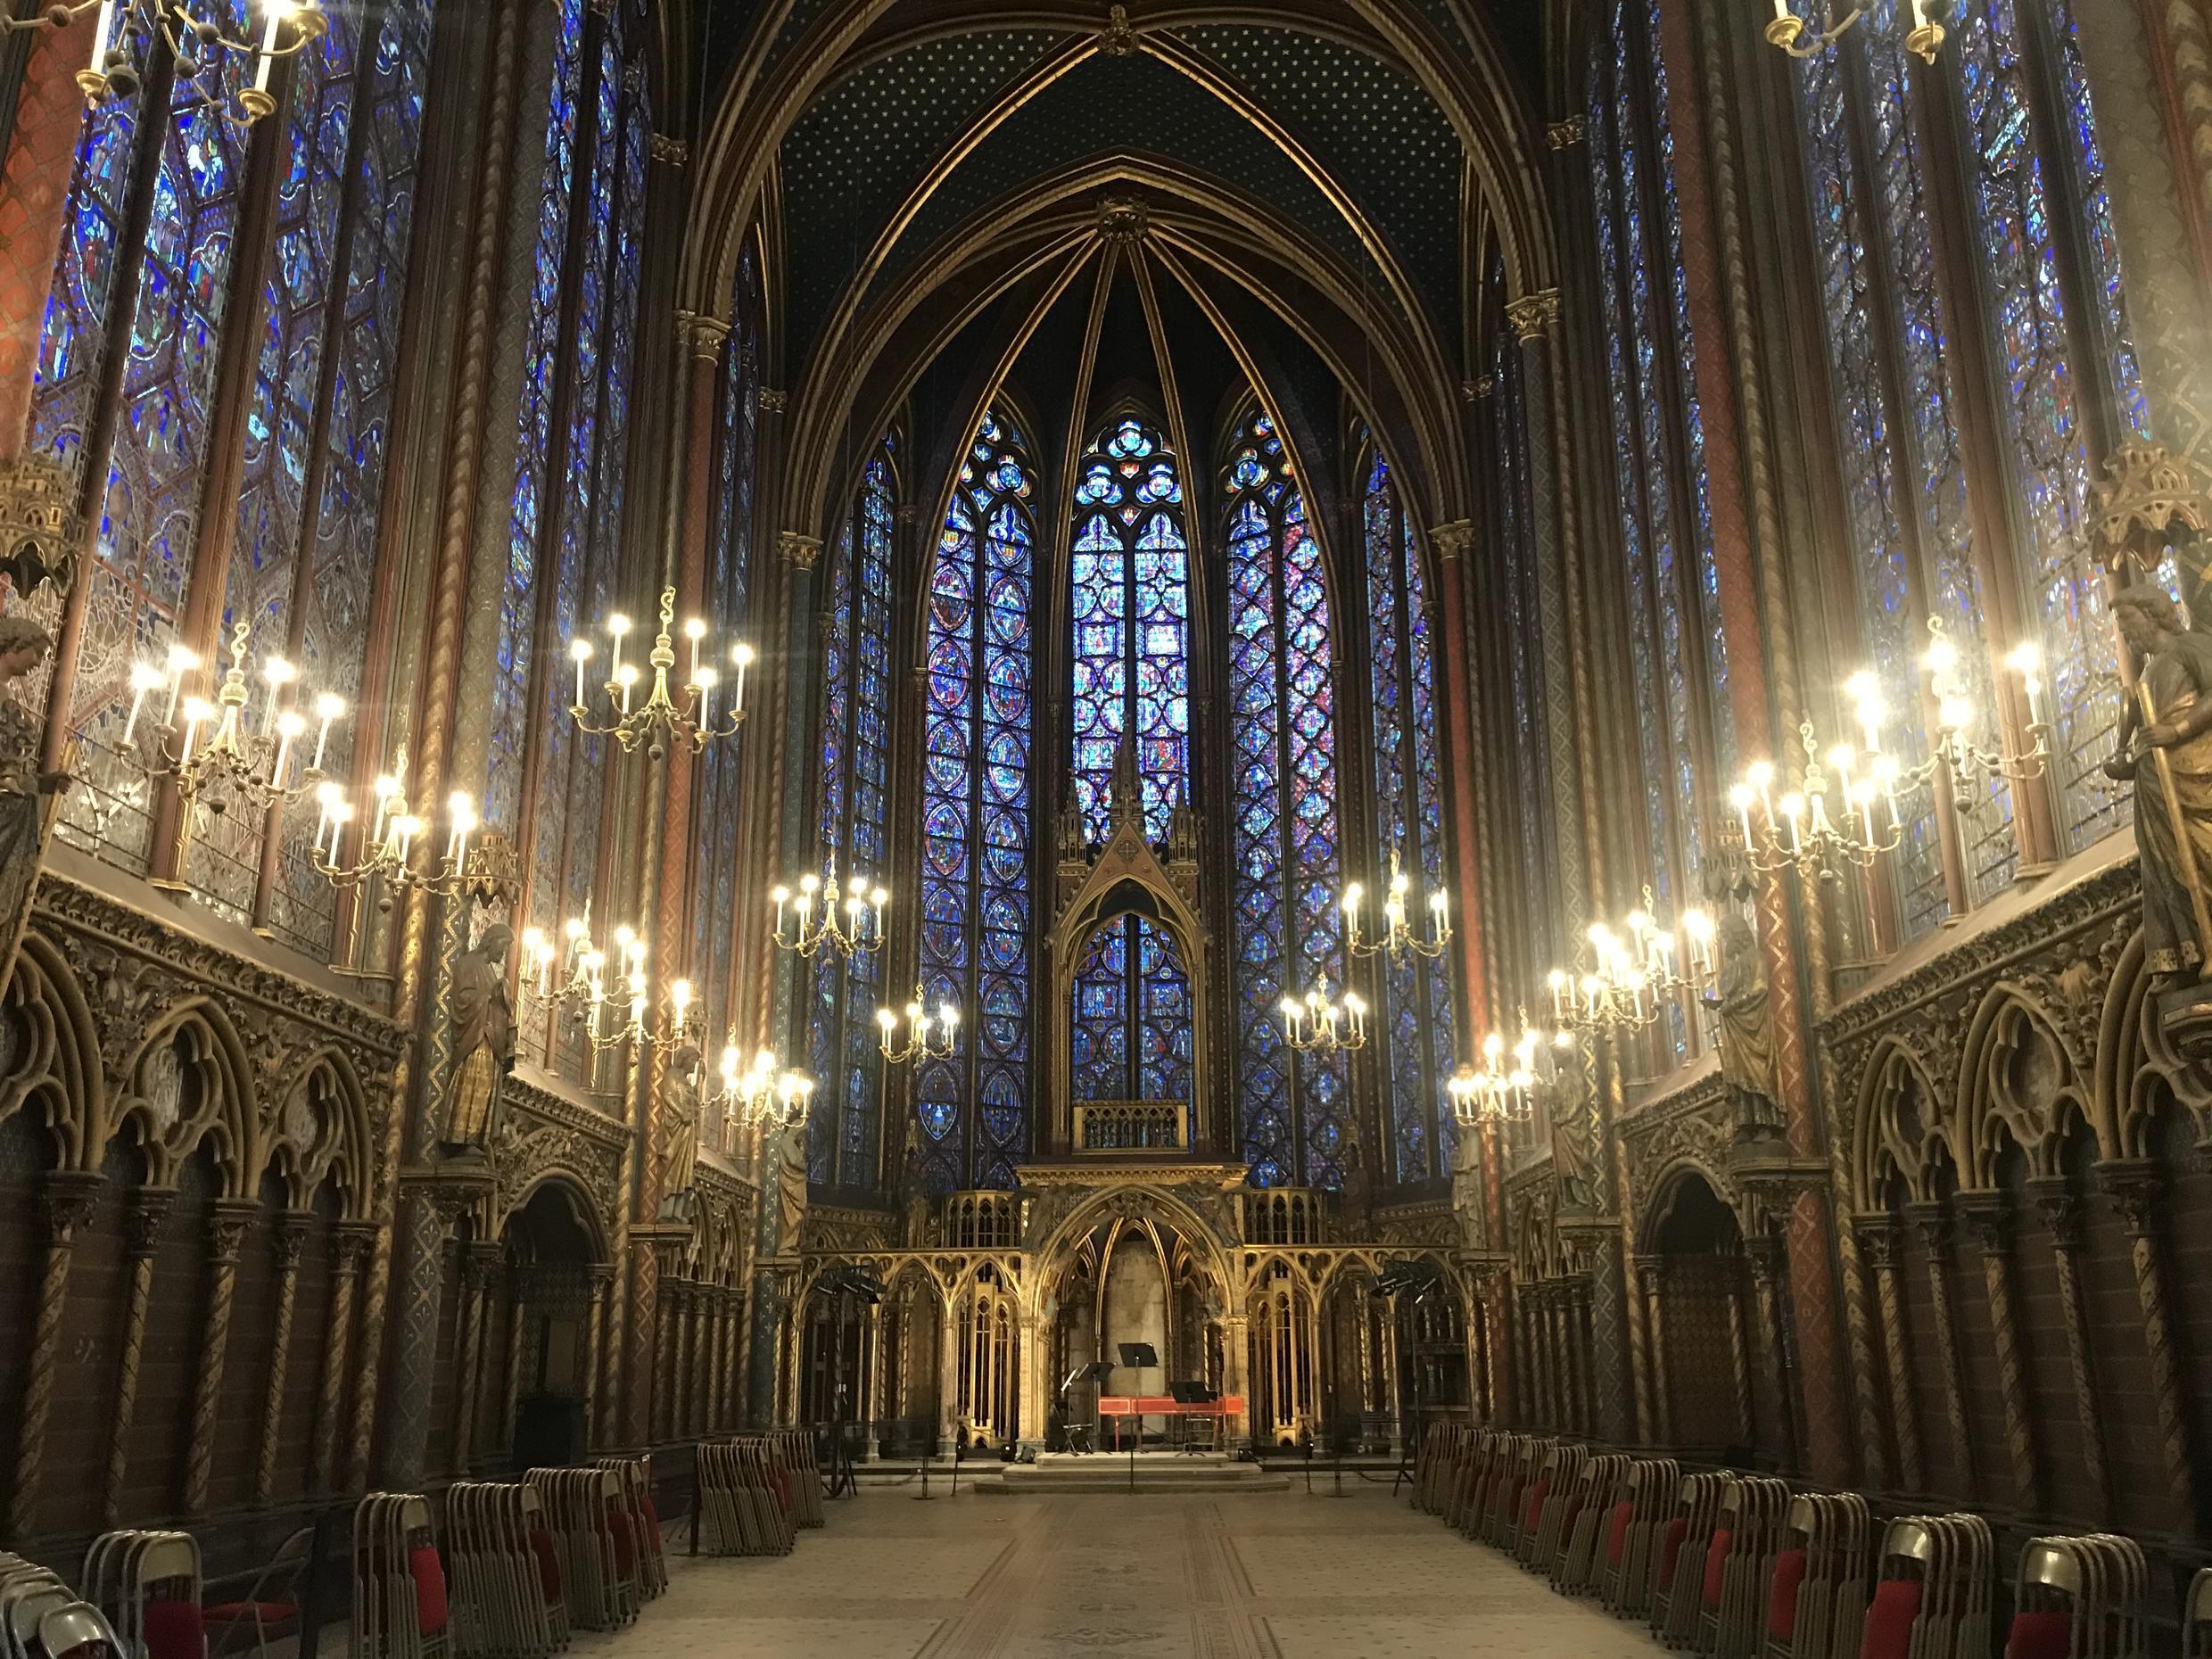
[1341,881,1364,916]
[1779,792,1805,852]
[270,709,305,788]
[683,617,706,687]
[607,614,631,680]
[1747,758,1775,813]
[570,638,592,709]
[446,790,475,863]
[1925,636,1958,680]
[122,662,165,747]
[309,691,343,772]
[615,662,639,714]
[731,641,755,711]
[878,1007,896,1032]
[260,654,296,727]
[162,644,199,727]
[693,664,717,727]
[671,978,692,1024]
[177,696,213,765]
[252,0,293,98]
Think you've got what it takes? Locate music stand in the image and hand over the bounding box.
[1061,1360,1115,1455]
[1115,1342,1160,1490]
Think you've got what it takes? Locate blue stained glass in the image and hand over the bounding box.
[1226,415,1346,1190]
[1069,416,1190,841]
[1071,914,1191,1104]
[914,414,1036,1194]
[807,450,897,1185]
[1363,453,1457,1182]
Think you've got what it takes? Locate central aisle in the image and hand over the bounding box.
[580,1486,1671,1658]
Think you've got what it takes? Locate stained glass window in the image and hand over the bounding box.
[1362,453,1457,1184]
[1070,913,1193,1105]
[690,243,763,1054]
[1069,416,1190,842]
[1778,0,2148,929]
[1585,0,1733,975]
[913,413,1036,1193]
[486,0,652,1074]
[22,0,430,938]
[1225,411,1346,1190]
[807,450,896,1187]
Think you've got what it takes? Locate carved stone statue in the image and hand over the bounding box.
[1550,1108,1600,1215]
[656,1044,702,1223]
[771,1119,809,1255]
[1449,1121,1487,1251]
[2105,587,2212,980]
[0,617,64,965]
[1704,908,1784,1137]
[439,922,515,1156]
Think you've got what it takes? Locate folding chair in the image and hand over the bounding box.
[1762,1492,1870,1659]
[1523,1443,1587,1572]
[2004,1533,2148,1659]
[592,1459,665,1599]
[0,1569,74,1659]
[1855,1514,1991,1659]
[202,1528,312,1659]
[351,1493,450,1659]
[1698,1475,1789,1659]
[37,1603,127,1659]
[2186,1567,2212,1659]
[1600,1457,1679,1617]
[83,1531,202,1659]
[1556,1453,1631,1593]
[1650,1471,1728,1648]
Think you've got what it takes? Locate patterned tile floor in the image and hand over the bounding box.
[580,1486,1671,1658]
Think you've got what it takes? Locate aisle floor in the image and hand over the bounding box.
[588,1484,1671,1658]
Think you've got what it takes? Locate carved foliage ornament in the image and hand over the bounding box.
[1101,4,1140,55]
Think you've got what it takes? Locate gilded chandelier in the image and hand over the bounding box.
[770,857,887,961]
[1546,891,1717,1037]
[1339,850,1450,963]
[10,0,330,122]
[1762,0,1945,62]
[878,986,959,1065]
[1728,619,2048,881]
[1279,984,1368,1054]
[519,906,654,1052]
[1450,1016,1574,1127]
[709,1045,812,1130]
[569,587,752,759]
[310,745,492,904]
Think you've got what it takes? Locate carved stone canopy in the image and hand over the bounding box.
[0,453,82,600]
[2095,442,2209,571]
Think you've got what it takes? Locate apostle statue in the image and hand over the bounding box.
[1449,1118,1488,1251]
[439,922,515,1157]
[1550,1107,1600,1215]
[770,1119,810,1256]
[656,1044,702,1224]
[1704,907,1784,1138]
[2105,587,2212,982]
[0,617,65,966]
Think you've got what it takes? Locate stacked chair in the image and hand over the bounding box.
[1555,1452,1632,1593]
[352,1494,451,1659]
[766,1432,826,1530]
[697,1440,798,1557]
[26,1603,125,1659]
[1448,1430,1499,1537]
[1650,1471,1731,1648]
[1,1555,85,1659]
[444,1482,568,1659]
[1762,1493,1870,1659]
[2188,1568,2212,1659]
[2002,1534,2149,1659]
[1696,1476,1792,1659]
[1600,1458,1681,1617]
[1487,1436,1548,1550]
[1856,1514,1992,1659]
[82,1532,202,1659]
[202,1528,313,1659]
[1522,1442,1589,1572]
[526,1468,639,1634]
[592,1460,666,1601]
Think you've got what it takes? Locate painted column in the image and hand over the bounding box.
[6,1168,102,1540]
[1636,1258,1671,1447]
[318,1222,375,1492]
[1219,1314,1251,1453]
[2099,1160,2198,1530]
[1907,1202,1977,1502]
[2030,1177,2107,1521]
[186,1200,260,1515]
[1958,1193,2037,1512]
[937,1292,962,1455]
[255,1214,313,1505]
[1853,1217,1918,1492]
[103,1186,172,1524]
[582,1265,612,1450]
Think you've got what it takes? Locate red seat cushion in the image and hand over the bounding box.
[409,1546,448,1637]
[1524,1478,1551,1531]
[1703,1527,1734,1608]
[610,1513,636,1576]
[2004,1610,2073,1659]
[642,1494,663,1554]
[1660,1516,1688,1585]
[1861,1581,1923,1659]
[144,1599,206,1659]
[529,1528,561,1604]
[1767,1548,1808,1640]
[202,1603,299,1625]
[1606,1500,1633,1566]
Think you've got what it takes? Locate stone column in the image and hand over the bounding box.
[2030,1178,2107,1522]
[1382,1296,1405,1457]
[582,1265,613,1450]
[317,1222,375,1492]
[937,1292,962,1455]
[499,1270,526,1462]
[1853,1217,1918,1492]
[865,1300,886,1458]
[184,1201,260,1515]
[2098,1160,2197,1529]
[255,1213,314,1505]
[1636,1258,1671,1447]
[1906,1201,1976,1500]
[7,1169,103,1540]
[1219,1315,1251,1452]
[1958,1193,2037,1512]
[450,1242,498,1475]
[103,1186,172,1525]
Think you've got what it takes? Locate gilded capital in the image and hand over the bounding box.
[1506,290,1561,342]
[1546,117,1586,150]
[780,530,823,571]
[1430,519,1475,562]
[758,388,789,416]
[675,309,731,360]
[649,134,689,167]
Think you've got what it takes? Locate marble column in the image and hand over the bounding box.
[1958,1193,2037,1512]
[2029,1178,2107,1522]
[7,1170,103,1540]
[2098,1160,2198,1530]
[1906,1201,1976,1501]
[1853,1217,1917,1492]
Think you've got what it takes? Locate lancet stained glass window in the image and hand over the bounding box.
[1070,913,1193,1106]
[1362,454,1457,1184]
[1779,0,2147,929]
[1069,417,1190,842]
[1585,0,1734,970]
[691,243,763,1055]
[914,413,1036,1193]
[1226,412,1346,1190]
[22,0,430,938]
[807,450,896,1186]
